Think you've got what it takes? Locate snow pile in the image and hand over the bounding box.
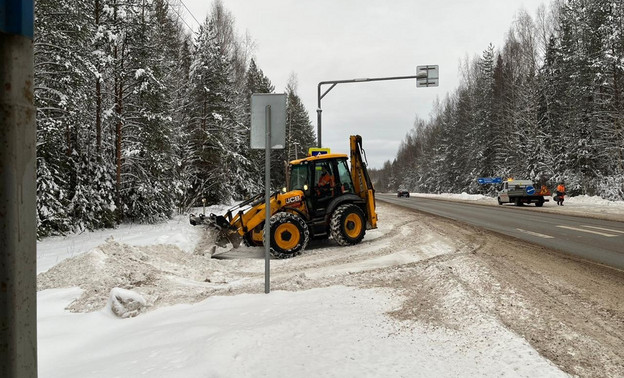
[415,192,491,202]
[107,287,147,318]
[37,212,207,274]
[563,194,624,208]
[37,238,234,313]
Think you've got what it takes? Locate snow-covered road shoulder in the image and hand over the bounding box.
[410,192,624,222]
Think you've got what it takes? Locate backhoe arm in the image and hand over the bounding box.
[350,135,377,229]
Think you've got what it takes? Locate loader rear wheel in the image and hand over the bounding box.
[330,204,366,246]
[265,212,309,259]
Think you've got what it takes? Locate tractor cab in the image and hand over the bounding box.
[288,154,355,218]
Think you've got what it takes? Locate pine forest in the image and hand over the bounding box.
[34,0,316,236]
[35,0,623,237]
[373,0,624,201]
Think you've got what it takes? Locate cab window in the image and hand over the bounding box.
[289,164,309,191]
[314,161,334,185]
[337,160,354,193]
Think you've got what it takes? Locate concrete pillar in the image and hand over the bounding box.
[0,30,38,377]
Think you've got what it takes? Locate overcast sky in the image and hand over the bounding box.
[182,0,550,169]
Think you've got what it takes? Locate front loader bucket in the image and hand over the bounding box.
[189,212,242,252]
[189,213,206,226]
[214,228,242,248]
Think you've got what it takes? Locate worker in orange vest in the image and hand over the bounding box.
[555,182,566,206]
[318,166,335,197]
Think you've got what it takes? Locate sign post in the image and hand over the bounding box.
[251,94,286,293]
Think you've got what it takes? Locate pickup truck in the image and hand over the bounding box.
[497,179,550,207]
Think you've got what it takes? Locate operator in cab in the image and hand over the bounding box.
[318,166,335,197]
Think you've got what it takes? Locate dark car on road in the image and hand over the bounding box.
[397,190,410,198]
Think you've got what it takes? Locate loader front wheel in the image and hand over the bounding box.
[266,212,309,259]
[243,225,264,247]
[330,204,366,246]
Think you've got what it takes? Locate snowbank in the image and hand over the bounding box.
[410,192,624,221]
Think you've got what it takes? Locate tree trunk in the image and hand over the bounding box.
[95,0,102,152]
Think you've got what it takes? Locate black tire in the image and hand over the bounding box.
[515,197,522,206]
[264,212,309,259]
[330,204,366,246]
[406,193,410,198]
[536,198,544,207]
[497,197,503,205]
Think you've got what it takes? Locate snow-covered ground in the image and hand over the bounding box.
[37,194,624,377]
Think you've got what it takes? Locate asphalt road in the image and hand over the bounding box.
[377,193,624,270]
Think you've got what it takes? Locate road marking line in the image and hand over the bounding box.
[556,225,618,237]
[516,228,554,239]
[582,225,624,234]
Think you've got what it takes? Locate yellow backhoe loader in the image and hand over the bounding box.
[190,135,377,258]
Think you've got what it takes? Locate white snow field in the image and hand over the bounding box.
[37,194,624,377]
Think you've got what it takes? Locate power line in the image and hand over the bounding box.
[166,0,198,35]
[178,0,202,29]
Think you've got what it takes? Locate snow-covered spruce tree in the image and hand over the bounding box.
[505,10,552,186]
[581,0,624,198]
[116,0,182,223]
[187,17,239,205]
[35,0,115,234]
[268,73,317,190]
[431,99,458,193]
[208,0,264,201]
[533,0,612,195]
[36,158,70,236]
[285,74,316,160]
[170,37,196,213]
[470,43,497,194]
[452,78,478,192]
[539,34,568,181]
[99,0,152,221]
[149,0,196,214]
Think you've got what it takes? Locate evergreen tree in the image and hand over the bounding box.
[187,17,240,204]
[380,0,624,200]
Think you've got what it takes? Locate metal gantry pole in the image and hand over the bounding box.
[316,73,429,148]
[0,1,38,375]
